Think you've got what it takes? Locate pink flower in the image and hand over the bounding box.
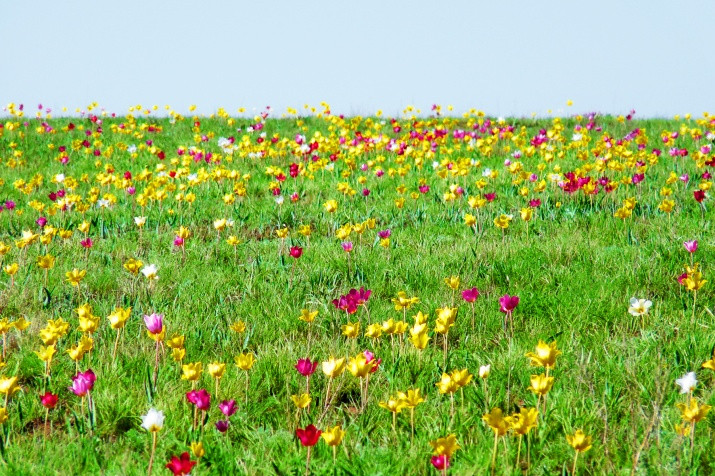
[364,350,381,373]
[431,455,449,470]
[69,370,96,397]
[498,295,519,313]
[290,246,303,259]
[678,272,688,286]
[174,236,185,247]
[186,389,210,411]
[295,359,318,377]
[461,288,480,303]
[218,399,237,417]
[80,238,94,249]
[215,420,230,433]
[378,229,392,239]
[143,313,164,334]
[684,240,698,253]
[36,217,48,228]
[341,242,353,253]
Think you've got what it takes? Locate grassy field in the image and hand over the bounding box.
[0,103,712,475]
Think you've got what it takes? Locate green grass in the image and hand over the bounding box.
[0,109,712,474]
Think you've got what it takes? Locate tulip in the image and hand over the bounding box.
[296,424,321,476]
[295,358,318,392]
[141,407,164,475]
[165,452,196,476]
[498,294,519,338]
[218,399,237,417]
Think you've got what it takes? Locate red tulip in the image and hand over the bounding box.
[40,392,58,409]
[165,452,196,476]
[290,246,303,259]
[296,424,321,446]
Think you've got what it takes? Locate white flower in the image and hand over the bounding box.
[127,145,137,154]
[628,298,652,316]
[275,196,284,205]
[97,199,111,209]
[141,408,164,432]
[482,168,492,177]
[572,133,583,142]
[675,372,697,394]
[55,173,65,183]
[134,216,147,227]
[141,264,159,281]
[479,365,491,379]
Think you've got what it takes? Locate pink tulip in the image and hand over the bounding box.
[461,288,480,303]
[143,313,164,335]
[69,370,96,397]
[683,240,698,253]
[499,295,519,313]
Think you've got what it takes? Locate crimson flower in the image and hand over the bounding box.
[289,246,303,259]
[694,190,705,203]
[295,359,318,377]
[215,420,230,433]
[40,392,58,409]
[166,452,196,476]
[364,350,381,373]
[296,424,322,446]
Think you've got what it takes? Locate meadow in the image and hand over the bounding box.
[0,102,712,475]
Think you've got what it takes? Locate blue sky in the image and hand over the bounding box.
[2,0,714,117]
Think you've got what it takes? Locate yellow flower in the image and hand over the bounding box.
[0,407,7,424]
[123,258,144,275]
[298,309,318,323]
[323,200,338,213]
[614,207,632,219]
[12,316,30,331]
[321,425,345,446]
[291,393,312,409]
[230,321,246,333]
[322,357,346,378]
[702,358,715,371]
[392,291,419,311]
[213,218,228,232]
[79,335,94,352]
[525,340,562,369]
[436,373,458,395]
[464,213,477,227]
[429,434,460,457]
[35,345,56,363]
[226,235,240,247]
[409,328,430,349]
[36,254,56,270]
[342,321,360,338]
[78,221,90,234]
[379,396,406,414]
[190,441,205,459]
[658,199,675,213]
[520,207,533,221]
[676,398,711,423]
[684,271,707,292]
[483,408,510,436]
[450,369,473,388]
[65,268,86,287]
[234,353,256,371]
[176,226,190,239]
[3,263,19,276]
[208,362,226,379]
[78,313,100,334]
[172,347,186,362]
[528,374,554,396]
[0,376,20,396]
[365,323,383,339]
[397,388,425,408]
[165,335,185,349]
[509,407,539,436]
[275,227,289,239]
[181,362,203,381]
[493,214,513,229]
[435,307,457,334]
[444,276,460,290]
[348,353,374,378]
[566,429,593,453]
[298,224,312,237]
[107,307,131,329]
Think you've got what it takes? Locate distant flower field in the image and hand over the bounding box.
[0,102,712,474]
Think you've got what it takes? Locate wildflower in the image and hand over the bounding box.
[479,365,491,379]
[675,372,697,394]
[684,240,698,253]
[296,424,322,446]
[181,362,203,381]
[141,408,165,432]
[528,374,554,396]
[566,429,592,452]
[299,309,318,323]
[234,353,255,371]
[628,298,652,316]
[141,264,159,281]
[40,392,58,409]
[65,268,86,287]
[69,370,96,397]
[291,393,312,409]
[525,340,562,369]
[165,452,196,476]
[143,313,164,335]
[322,357,346,377]
[295,359,318,377]
[676,398,711,423]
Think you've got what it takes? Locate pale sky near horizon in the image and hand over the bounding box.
[1,0,714,118]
